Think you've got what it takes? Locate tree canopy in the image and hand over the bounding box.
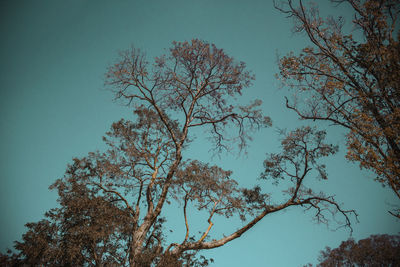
[314,234,400,266]
[1,39,357,266]
[276,0,400,217]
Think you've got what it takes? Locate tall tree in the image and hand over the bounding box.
[3,40,356,266]
[276,0,400,218]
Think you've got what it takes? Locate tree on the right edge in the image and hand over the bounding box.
[276,0,400,218]
[315,234,400,266]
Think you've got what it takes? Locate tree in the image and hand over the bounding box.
[314,234,400,266]
[275,0,400,218]
[3,40,357,266]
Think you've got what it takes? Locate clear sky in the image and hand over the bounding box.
[0,0,398,266]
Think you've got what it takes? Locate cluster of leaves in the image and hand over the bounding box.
[276,0,400,217]
[1,184,133,266]
[315,234,400,266]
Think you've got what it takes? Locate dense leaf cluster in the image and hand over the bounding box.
[316,234,400,266]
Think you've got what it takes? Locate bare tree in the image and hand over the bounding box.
[275,0,400,217]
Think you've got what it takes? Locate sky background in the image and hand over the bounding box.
[0,0,399,266]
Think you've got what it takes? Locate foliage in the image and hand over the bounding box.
[276,0,400,217]
[3,40,356,266]
[314,234,400,266]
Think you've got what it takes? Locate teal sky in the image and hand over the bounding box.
[0,0,398,266]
